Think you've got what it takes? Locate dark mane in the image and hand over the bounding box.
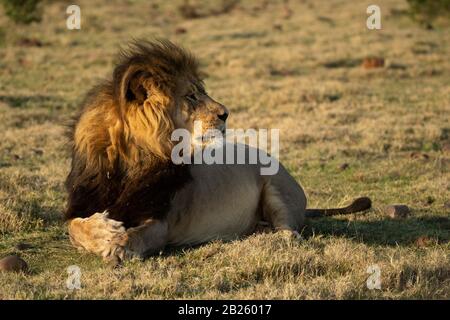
[65,156,191,228]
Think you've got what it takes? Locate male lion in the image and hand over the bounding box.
[65,39,371,264]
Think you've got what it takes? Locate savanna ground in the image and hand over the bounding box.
[0,0,449,299]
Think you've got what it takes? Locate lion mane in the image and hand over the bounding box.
[65,40,198,228]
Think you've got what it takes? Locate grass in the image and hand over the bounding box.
[0,0,449,299]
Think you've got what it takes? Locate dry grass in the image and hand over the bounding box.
[0,0,449,299]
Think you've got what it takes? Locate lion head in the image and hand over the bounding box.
[116,39,228,160]
[73,39,228,168]
[65,39,228,225]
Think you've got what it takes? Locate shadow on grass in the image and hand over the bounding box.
[162,213,450,258]
[304,214,450,246]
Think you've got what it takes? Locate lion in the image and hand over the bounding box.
[65,39,371,264]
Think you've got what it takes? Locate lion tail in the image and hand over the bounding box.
[305,197,372,218]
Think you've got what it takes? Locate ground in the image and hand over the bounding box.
[0,0,449,299]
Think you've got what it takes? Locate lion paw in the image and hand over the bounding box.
[69,212,129,264]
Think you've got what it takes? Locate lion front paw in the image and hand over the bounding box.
[68,212,130,265]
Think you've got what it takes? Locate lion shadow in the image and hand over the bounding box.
[302,213,450,246]
[159,213,449,258]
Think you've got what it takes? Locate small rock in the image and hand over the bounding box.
[175,27,187,34]
[15,242,33,251]
[362,57,385,69]
[385,204,410,219]
[0,255,28,273]
[339,163,349,171]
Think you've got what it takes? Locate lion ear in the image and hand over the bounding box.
[118,66,151,106]
[127,71,149,104]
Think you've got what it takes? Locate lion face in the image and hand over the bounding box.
[171,77,229,145]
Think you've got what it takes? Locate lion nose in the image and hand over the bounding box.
[218,111,229,122]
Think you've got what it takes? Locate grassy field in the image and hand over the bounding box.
[0,0,449,299]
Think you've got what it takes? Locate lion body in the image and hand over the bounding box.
[166,150,307,246]
[64,40,363,264]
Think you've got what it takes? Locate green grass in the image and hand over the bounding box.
[0,0,449,299]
